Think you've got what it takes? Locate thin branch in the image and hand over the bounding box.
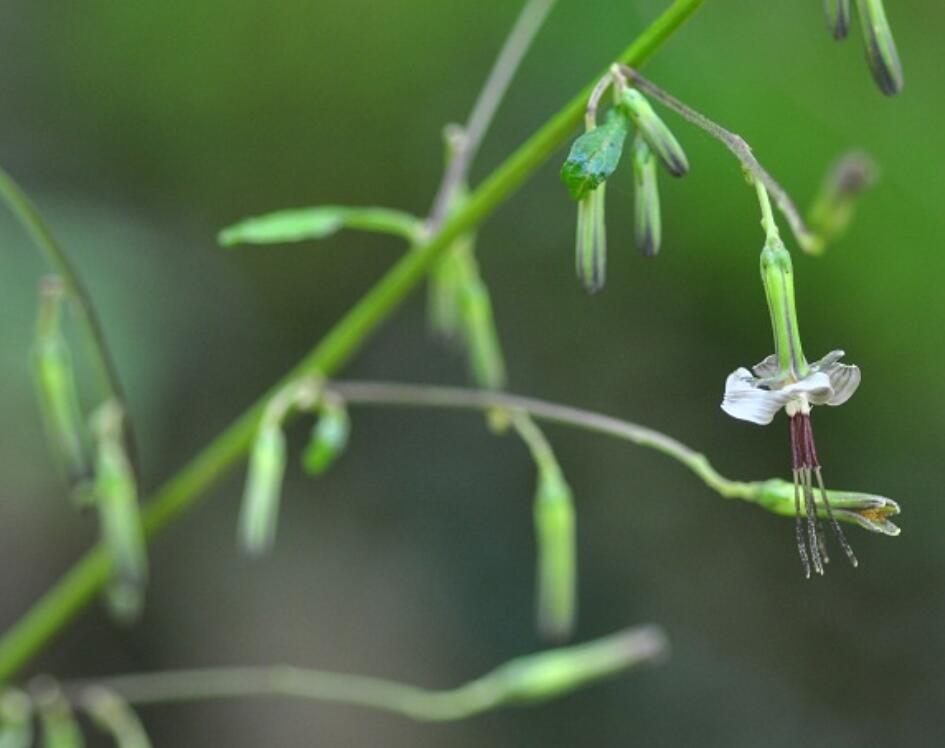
[0,0,709,684]
[60,625,667,722]
[330,381,741,499]
[427,0,558,229]
[618,65,818,253]
[0,166,139,473]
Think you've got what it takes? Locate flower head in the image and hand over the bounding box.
[721,236,862,577]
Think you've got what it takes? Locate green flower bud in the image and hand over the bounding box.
[0,689,33,748]
[487,625,667,705]
[460,275,507,390]
[534,466,577,643]
[428,240,467,341]
[92,402,148,623]
[620,89,689,177]
[755,479,901,535]
[238,423,287,557]
[32,277,92,492]
[34,680,84,748]
[807,152,877,250]
[631,135,662,257]
[824,0,852,40]
[575,185,607,294]
[760,237,808,379]
[302,398,351,476]
[82,688,152,748]
[855,0,904,96]
[560,109,630,201]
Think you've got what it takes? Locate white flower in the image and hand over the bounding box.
[721,349,861,426]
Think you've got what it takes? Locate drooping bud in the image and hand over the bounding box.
[302,396,351,476]
[855,0,904,96]
[631,134,662,257]
[33,679,84,748]
[560,109,630,201]
[32,277,92,493]
[0,689,33,748]
[238,422,287,557]
[755,479,901,535]
[428,238,468,341]
[91,401,148,623]
[575,186,607,293]
[760,237,808,379]
[460,273,508,390]
[807,152,877,250]
[83,687,152,748]
[620,89,689,177]
[824,0,852,40]
[533,463,577,643]
[486,625,668,706]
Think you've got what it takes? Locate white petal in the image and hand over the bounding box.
[786,371,834,406]
[721,368,790,425]
[810,349,846,372]
[752,354,780,379]
[826,364,861,406]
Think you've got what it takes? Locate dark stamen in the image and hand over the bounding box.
[803,468,825,575]
[792,469,811,578]
[815,467,859,568]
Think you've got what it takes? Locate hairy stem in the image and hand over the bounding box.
[0,0,708,683]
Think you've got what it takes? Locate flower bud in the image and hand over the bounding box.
[0,689,33,748]
[487,625,668,705]
[302,398,351,476]
[575,186,607,293]
[534,466,577,643]
[620,89,689,177]
[238,423,287,557]
[32,277,92,492]
[560,109,630,201]
[755,479,901,535]
[83,687,152,748]
[824,0,852,40]
[33,679,83,748]
[460,275,508,390]
[855,0,903,96]
[807,152,877,250]
[92,401,148,623]
[631,135,662,257]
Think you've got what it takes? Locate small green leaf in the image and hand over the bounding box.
[302,399,350,476]
[560,110,630,201]
[218,206,420,247]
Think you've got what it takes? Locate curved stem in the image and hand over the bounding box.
[0,0,708,684]
[754,179,779,242]
[330,381,743,499]
[60,625,667,722]
[618,66,817,253]
[0,166,138,471]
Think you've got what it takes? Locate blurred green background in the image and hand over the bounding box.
[1,1,942,745]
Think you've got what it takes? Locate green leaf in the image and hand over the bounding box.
[218,206,421,247]
[560,110,630,201]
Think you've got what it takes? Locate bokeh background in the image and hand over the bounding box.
[1,1,941,745]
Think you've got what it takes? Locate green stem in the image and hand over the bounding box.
[754,179,779,242]
[61,625,666,722]
[0,0,707,684]
[0,166,137,470]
